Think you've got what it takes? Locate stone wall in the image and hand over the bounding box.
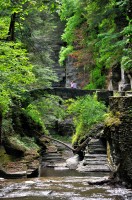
[29,88,113,106]
[104,96,132,187]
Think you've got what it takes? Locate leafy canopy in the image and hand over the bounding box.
[0,0,60,115]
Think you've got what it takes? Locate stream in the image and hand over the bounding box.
[0,168,132,200]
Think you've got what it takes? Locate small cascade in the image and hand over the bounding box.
[118,67,131,91]
[108,79,113,91]
[118,67,125,91]
[128,74,132,90]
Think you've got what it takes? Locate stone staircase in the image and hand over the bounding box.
[41,142,73,168]
[41,152,65,167]
[77,139,111,173]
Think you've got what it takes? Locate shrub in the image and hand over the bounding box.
[67,95,106,144]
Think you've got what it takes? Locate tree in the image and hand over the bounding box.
[0,1,36,143]
[0,0,61,144]
[59,0,132,89]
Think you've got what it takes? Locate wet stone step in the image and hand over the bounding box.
[88,144,105,147]
[84,157,107,161]
[88,146,106,150]
[42,154,62,158]
[42,156,63,159]
[42,153,62,157]
[88,139,103,145]
[88,147,106,151]
[78,165,110,172]
[42,157,64,161]
[88,150,106,154]
[83,161,107,165]
[46,162,67,168]
[85,153,107,158]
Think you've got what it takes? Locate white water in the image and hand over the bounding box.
[118,68,125,91]
[108,79,113,91]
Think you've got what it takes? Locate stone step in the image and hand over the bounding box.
[83,161,107,165]
[85,153,107,158]
[84,157,107,161]
[42,156,63,161]
[42,159,64,163]
[78,165,110,172]
[46,162,67,168]
[42,157,63,161]
[88,145,106,149]
[88,150,106,154]
[88,147,106,151]
[42,153,62,157]
[88,139,103,145]
[88,144,106,149]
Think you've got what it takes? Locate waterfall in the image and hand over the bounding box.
[118,67,125,91]
[108,79,113,91]
[128,74,132,90]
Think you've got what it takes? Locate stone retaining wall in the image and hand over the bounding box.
[105,96,132,187]
[29,88,113,106]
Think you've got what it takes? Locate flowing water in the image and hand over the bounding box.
[0,168,132,200]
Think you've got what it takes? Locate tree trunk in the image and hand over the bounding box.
[6,12,16,41]
[41,135,91,153]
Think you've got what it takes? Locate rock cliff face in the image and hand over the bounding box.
[50,14,66,87]
[104,96,132,187]
[107,65,132,91]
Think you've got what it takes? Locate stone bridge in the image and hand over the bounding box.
[27,87,113,106]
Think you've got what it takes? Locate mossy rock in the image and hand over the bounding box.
[0,146,14,166]
[3,136,26,157]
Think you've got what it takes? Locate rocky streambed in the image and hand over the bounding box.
[0,139,132,200]
[0,169,132,200]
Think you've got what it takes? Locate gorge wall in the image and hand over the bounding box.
[104,96,132,187]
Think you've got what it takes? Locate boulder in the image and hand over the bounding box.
[66,155,79,169]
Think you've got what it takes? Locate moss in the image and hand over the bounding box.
[0,146,14,166]
[104,111,121,127]
[9,135,40,152]
[1,135,40,168]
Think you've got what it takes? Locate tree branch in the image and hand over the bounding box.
[41,135,91,153]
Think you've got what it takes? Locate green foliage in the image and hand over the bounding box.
[121,20,132,70]
[0,0,60,118]
[60,0,80,20]
[52,133,72,143]
[22,10,59,88]
[67,95,106,144]
[59,0,84,65]
[59,0,132,88]
[84,68,106,89]
[0,41,35,115]
[25,95,66,134]
[61,12,83,44]
[59,45,73,65]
